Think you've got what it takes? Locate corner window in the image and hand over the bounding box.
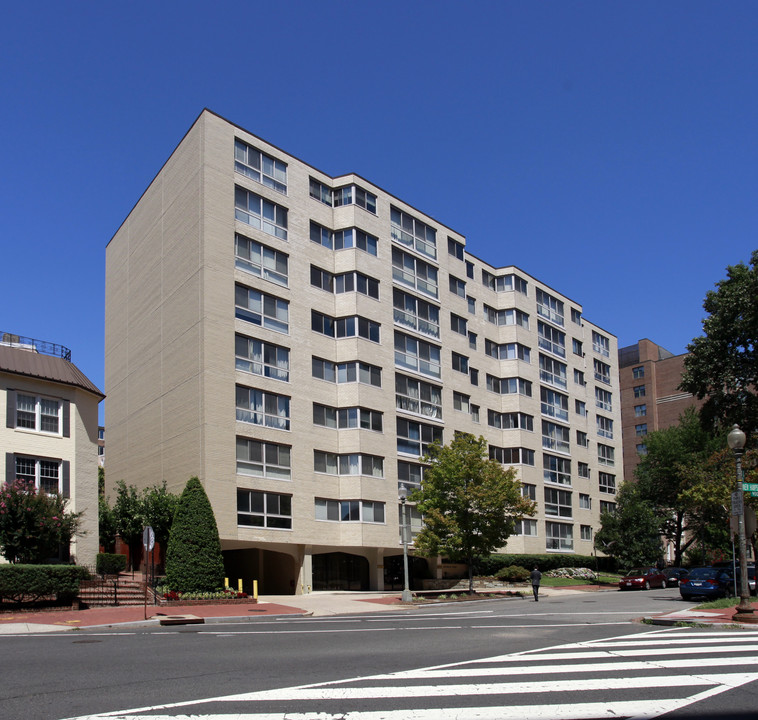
[391,206,437,260]
[237,489,292,529]
[234,186,288,240]
[234,139,287,194]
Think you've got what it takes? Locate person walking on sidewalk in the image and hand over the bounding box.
[530,566,542,602]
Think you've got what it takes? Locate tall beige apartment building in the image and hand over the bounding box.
[105,110,623,593]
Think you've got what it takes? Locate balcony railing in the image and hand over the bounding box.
[0,332,71,361]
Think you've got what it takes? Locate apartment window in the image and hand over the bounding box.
[394,331,441,378]
[467,297,476,315]
[393,288,440,339]
[449,275,466,298]
[311,265,379,299]
[542,421,570,454]
[536,288,564,327]
[235,284,289,333]
[633,366,645,379]
[448,237,464,260]
[466,261,475,279]
[635,423,648,436]
[597,416,614,439]
[633,385,647,398]
[515,519,538,536]
[452,352,469,375]
[235,335,289,381]
[234,186,288,240]
[482,271,528,294]
[469,368,479,386]
[486,374,532,397]
[521,483,537,501]
[539,354,567,389]
[545,487,572,518]
[637,444,648,455]
[546,521,573,551]
[581,525,593,541]
[544,453,571,485]
[395,374,442,419]
[450,313,467,336]
[598,443,615,466]
[234,139,287,194]
[490,446,535,466]
[575,400,587,417]
[592,331,610,358]
[574,369,586,386]
[593,359,611,385]
[540,387,569,422]
[335,227,379,255]
[571,308,582,324]
[314,451,384,477]
[488,410,533,431]
[576,431,588,448]
[310,221,334,249]
[312,357,381,387]
[15,456,62,494]
[237,489,291,529]
[538,321,566,358]
[235,234,288,286]
[309,177,332,205]
[578,462,590,479]
[468,331,477,350]
[485,340,531,362]
[391,206,437,259]
[311,311,380,343]
[236,438,291,480]
[334,184,377,214]
[634,404,647,417]
[470,404,480,423]
[484,304,529,328]
[453,391,471,414]
[599,472,616,495]
[392,247,438,298]
[313,404,383,432]
[14,393,62,434]
[572,339,583,356]
[397,418,442,457]
[579,493,591,509]
[315,498,385,524]
[600,500,616,515]
[235,386,290,430]
[595,387,612,412]
[398,460,425,490]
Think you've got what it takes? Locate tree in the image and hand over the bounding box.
[681,250,758,437]
[98,467,117,553]
[594,482,662,569]
[164,477,225,593]
[411,433,536,593]
[141,481,178,557]
[111,480,144,570]
[634,408,722,566]
[0,479,80,564]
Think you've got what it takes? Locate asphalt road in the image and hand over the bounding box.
[2,587,757,720]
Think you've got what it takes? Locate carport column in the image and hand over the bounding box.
[375,548,385,591]
[301,545,313,594]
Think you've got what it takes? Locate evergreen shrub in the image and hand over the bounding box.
[0,564,90,603]
[96,553,127,576]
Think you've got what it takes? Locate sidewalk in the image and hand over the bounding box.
[643,599,758,627]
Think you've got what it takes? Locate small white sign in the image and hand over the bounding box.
[142,526,155,552]
[731,491,744,517]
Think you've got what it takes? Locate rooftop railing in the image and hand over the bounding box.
[0,332,72,361]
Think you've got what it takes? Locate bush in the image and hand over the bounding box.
[495,565,530,582]
[545,567,597,581]
[475,553,617,576]
[0,564,90,604]
[165,477,225,593]
[96,553,127,576]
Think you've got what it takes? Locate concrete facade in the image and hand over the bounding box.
[105,110,624,593]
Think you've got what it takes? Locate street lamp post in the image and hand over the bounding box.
[398,484,413,603]
[727,424,755,621]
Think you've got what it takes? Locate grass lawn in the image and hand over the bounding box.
[695,596,741,610]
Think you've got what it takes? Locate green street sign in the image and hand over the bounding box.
[743,482,758,492]
[750,491,758,497]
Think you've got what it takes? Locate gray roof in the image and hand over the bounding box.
[0,345,104,399]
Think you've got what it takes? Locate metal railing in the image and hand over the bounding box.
[0,332,71,361]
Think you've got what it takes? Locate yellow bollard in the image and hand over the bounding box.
[238,578,243,594]
[224,577,229,589]
[253,579,258,600]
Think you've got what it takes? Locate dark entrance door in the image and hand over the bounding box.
[312,552,369,591]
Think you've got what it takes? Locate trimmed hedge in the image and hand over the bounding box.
[475,553,617,576]
[495,565,530,582]
[96,553,128,576]
[0,564,91,603]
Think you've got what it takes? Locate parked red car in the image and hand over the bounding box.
[618,567,668,591]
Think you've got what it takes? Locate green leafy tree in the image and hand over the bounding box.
[98,467,117,553]
[112,480,144,570]
[634,408,722,566]
[594,482,662,569]
[141,481,178,555]
[681,250,758,437]
[412,433,536,593]
[0,479,80,564]
[164,477,225,593]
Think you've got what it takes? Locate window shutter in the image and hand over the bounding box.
[5,453,15,483]
[6,390,15,428]
[61,460,70,498]
[62,400,70,437]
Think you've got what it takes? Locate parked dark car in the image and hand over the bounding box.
[679,567,734,601]
[618,567,668,591]
[664,567,689,586]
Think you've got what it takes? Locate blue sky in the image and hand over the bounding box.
[2,2,757,422]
